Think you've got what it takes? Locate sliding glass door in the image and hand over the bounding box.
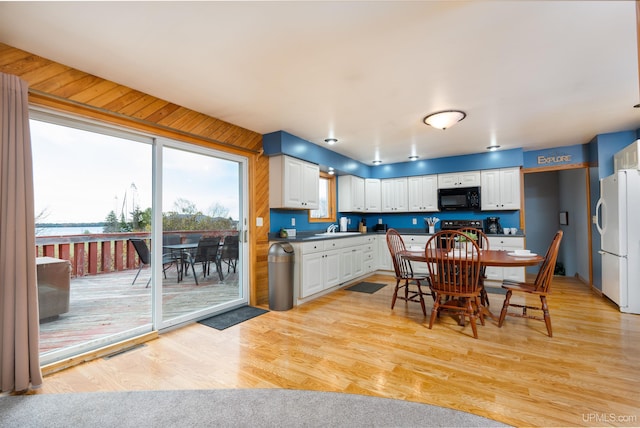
[158,141,248,328]
[30,109,249,364]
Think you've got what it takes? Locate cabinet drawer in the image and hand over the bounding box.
[300,241,325,254]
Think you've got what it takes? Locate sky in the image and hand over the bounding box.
[31,119,240,224]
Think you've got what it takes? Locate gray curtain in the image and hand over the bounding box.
[0,72,43,393]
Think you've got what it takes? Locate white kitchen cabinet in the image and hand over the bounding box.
[362,235,378,273]
[481,167,521,210]
[338,175,365,212]
[299,241,340,298]
[381,177,408,212]
[378,235,393,271]
[364,178,381,212]
[270,155,319,209]
[437,171,480,189]
[407,175,439,212]
[485,236,526,283]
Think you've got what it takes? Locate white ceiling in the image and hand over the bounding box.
[1,1,639,165]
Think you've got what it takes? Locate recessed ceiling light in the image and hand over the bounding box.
[324,138,338,145]
[408,155,419,161]
[372,160,382,165]
[486,145,501,151]
[423,110,466,130]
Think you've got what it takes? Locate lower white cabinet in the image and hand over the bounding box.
[296,236,377,300]
[402,235,430,275]
[301,249,341,298]
[485,236,526,283]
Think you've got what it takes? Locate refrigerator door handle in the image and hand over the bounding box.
[595,197,604,235]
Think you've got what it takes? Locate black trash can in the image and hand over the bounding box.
[268,242,295,311]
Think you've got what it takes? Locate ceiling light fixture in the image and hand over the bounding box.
[486,145,501,151]
[327,167,335,175]
[372,160,382,165]
[408,155,419,161]
[423,110,466,130]
[324,138,338,145]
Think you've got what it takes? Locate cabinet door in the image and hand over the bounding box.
[340,248,354,283]
[459,171,481,187]
[381,179,395,212]
[407,176,423,211]
[364,178,381,212]
[325,251,341,288]
[283,156,304,207]
[393,178,408,212]
[499,168,521,210]
[378,236,393,270]
[481,169,501,210]
[437,173,459,189]
[302,161,319,209]
[353,247,364,277]
[301,253,324,297]
[421,175,439,211]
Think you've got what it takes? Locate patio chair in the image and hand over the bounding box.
[129,238,177,288]
[184,236,223,284]
[220,236,239,273]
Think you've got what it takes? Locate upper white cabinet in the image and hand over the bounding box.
[338,175,365,212]
[364,178,381,212]
[381,178,408,212]
[407,175,439,212]
[270,155,319,209]
[481,167,521,210]
[437,171,480,189]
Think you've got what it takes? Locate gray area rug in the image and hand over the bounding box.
[345,282,387,294]
[198,306,268,330]
[0,389,510,427]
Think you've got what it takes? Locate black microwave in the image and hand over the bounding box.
[438,186,481,211]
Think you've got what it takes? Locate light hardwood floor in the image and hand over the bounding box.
[35,274,639,427]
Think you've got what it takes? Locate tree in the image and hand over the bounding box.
[103,210,119,233]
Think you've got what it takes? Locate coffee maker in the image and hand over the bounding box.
[485,217,502,234]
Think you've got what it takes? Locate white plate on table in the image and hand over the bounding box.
[507,251,537,258]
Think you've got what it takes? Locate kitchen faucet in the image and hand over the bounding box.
[326,224,338,233]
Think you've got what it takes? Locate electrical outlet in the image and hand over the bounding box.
[291,218,295,226]
[592,215,597,224]
[378,218,382,224]
[256,217,263,227]
[412,218,417,225]
[348,218,351,224]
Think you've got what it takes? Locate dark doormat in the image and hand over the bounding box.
[198,306,268,330]
[345,282,387,294]
[486,287,507,295]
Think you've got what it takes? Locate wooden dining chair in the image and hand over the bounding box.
[385,228,431,316]
[498,230,563,337]
[457,227,490,307]
[426,230,484,339]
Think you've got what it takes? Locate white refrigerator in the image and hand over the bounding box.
[595,169,640,314]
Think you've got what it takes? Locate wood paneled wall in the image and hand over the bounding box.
[0,42,271,306]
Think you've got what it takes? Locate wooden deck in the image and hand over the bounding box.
[39,263,240,354]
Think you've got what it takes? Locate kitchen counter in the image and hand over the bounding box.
[269,229,525,242]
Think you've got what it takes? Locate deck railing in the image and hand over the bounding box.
[35,230,238,278]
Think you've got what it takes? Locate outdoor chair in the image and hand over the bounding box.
[385,228,432,316]
[426,230,484,339]
[498,230,563,337]
[219,236,239,273]
[185,236,223,284]
[129,238,177,287]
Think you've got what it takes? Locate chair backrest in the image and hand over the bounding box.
[129,238,150,265]
[220,235,239,259]
[457,227,490,250]
[193,236,221,262]
[533,230,563,293]
[162,234,181,246]
[386,228,415,279]
[425,230,482,296]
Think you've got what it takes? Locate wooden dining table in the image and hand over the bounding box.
[399,248,545,321]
